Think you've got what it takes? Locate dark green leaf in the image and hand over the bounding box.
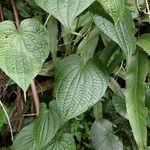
[43,133,76,150]
[13,123,35,150]
[98,0,125,23]
[125,50,148,150]
[137,34,150,55]
[55,55,108,123]
[33,102,61,149]
[92,5,136,58]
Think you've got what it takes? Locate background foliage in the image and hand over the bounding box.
[0,0,150,150]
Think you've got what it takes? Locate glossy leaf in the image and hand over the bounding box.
[137,34,150,55]
[55,55,108,123]
[92,4,136,58]
[0,19,50,92]
[43,133,76,150]
[98,0,125,23]
[125,50,148,150]
[91,120,123,150]
[34,0,95,30]
[13,123,35,150]
[33,102,61,149]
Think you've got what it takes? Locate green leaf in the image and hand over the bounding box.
[137,34,150,55]
[43,133,76,150]
[112,90,127,118]
[92,3,136,58]
[0,19,50,92]
[33,102,61,149]
[34,0,95,30]
[145,90,150,110]
[125,50,148,150]
[13,123,35,150]
[55,55,108,123]
[47,16,58,61]
[77,27,99,63]
[98,0,125,23]
[91,120,123,150]
[0,106,6,128]
[125,0,145,19]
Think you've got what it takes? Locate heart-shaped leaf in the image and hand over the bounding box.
[55,55,108,123]
[91,120,123,150]
[33,102,61,149]
[13,123,35,150]
[43,133,76,150]
[0,19,50,92]
[91,2,136,58]
[34,0,95,30]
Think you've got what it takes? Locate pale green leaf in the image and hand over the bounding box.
[92,3,136,58]
[0,19,50,92]
[33,103,61,149]
[98,0,125,23]
[13,123,35,150]
[34,0,95,30]
[137,34,150,55]
[125,50,148,150]
[43,133,76,150]
[91,120,123,150]
[55,55,108,123]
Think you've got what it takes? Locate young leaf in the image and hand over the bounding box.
[55,55,108,123]
[34,0,95,30]
[98,0,125,23]
[43,133,76,150]
[91,120,123,150]
[33,102,61,149]
[13,123,35,150]
[92,3,136,58]
[125,50,148,150]
[137,34,150,55]
[0,19,50,92]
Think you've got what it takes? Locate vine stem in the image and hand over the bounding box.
[31,80,39,116]
[11,0,39,115]
[44,14,51,27]
[11,0,19,30]
[0,100,14,141]
[145,0,150,23]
